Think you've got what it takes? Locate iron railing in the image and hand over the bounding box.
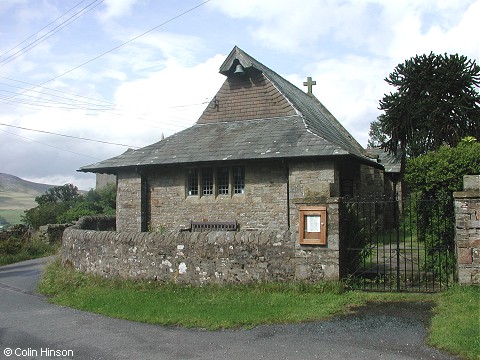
[340,196,455,292]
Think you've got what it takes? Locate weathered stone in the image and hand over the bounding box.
[463,175,480,192]
[454,175,480,285]
[62,227,343,284]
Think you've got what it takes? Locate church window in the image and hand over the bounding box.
[202,168,214,195]
[217,167,229,195]
[187,169,198,196]
[186,166,245,197]
[233,166,245,194]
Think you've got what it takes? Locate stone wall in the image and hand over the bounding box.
[96,173,116,190]
[37,223,72,244]
[62,228,339,284]
[147,161,288,231]
[293,199,341,280]
[116,171,143,232]
[454,175,480,285]
[359,163,384,198]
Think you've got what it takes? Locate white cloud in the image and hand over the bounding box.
[114,53,226,133]
[98,0,142,21]
[0,53,227,189]
[211,0,479,61]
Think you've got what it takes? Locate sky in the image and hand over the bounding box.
[0,0,478,190]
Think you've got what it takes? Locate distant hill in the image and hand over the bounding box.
[0,173,55,211]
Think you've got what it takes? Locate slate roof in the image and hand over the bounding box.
[365,148,402,173]
[80,46,378,174]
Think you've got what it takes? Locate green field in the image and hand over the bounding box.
[0,209,25,226]
[0,173,54,227]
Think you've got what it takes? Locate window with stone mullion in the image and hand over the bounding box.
[202,168,214,196]
[217,167,229,195]
[187,168,198,196]
[233,166,245,194]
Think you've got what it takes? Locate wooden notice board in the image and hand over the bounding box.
[299,206,327,245]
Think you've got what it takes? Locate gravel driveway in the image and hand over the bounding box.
[0,257,457,360]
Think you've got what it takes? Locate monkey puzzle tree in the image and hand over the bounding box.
[370,52,480,164]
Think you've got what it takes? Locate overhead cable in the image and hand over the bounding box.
[0,128,100,160]
[0,122,139,148]
[0,0,104,66]
[0,0,211,104]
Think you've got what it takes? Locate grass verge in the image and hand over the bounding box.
[428,285,480,360]
[38,259,478,359]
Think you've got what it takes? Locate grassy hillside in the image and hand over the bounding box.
[0,173,54,225]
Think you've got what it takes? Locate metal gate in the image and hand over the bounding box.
[340,196,455,292]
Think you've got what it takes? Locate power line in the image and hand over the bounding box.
[0,0,104,66]
[0,88,113,111]
[0,76,210,113]
[0,75,212,130]
[0,76,113,106]
[0,123,139,148]
[0,128,100,160]
[0,0,89,60]
[0,0,211,104]
[0,100,201,135]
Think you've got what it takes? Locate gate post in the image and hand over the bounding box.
[454,175,480,285]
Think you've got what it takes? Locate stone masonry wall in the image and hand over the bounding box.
[359,163,384,198]
[288,160,341,280]
[147,161,288,231]
[62,228,338,284]
[454,175,480,285]
[116,171,142,232]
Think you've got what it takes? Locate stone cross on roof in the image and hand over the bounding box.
[303,76,316,95]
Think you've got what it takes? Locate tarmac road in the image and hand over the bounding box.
[0,257,457,360]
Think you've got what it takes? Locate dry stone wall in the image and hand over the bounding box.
[62,228,339,284]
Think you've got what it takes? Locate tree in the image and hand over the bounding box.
[23,183,116,228]
[404,137,480,200]
[372,52,480,159]
[367,119,387,148]
[57,184,116,223]
[404,138,480,279]
[35,183,81,206]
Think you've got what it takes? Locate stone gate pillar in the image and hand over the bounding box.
[454,175,480,285]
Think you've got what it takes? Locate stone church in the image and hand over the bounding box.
[80,46,385,239]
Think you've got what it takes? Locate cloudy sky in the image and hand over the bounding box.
[0,0,478,190]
